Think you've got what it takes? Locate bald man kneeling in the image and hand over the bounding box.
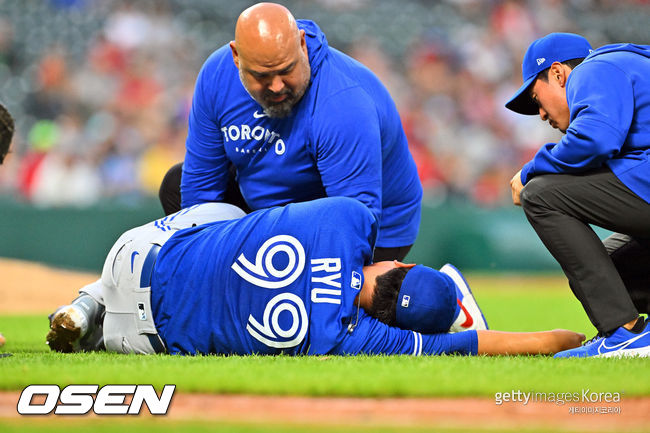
[159,2,423,264]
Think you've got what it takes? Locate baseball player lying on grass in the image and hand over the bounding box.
[47,197,584,356]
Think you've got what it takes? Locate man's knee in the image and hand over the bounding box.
[520,176,549,211]
[520,174,572,211]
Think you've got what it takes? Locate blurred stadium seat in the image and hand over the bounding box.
[0,0,648,207]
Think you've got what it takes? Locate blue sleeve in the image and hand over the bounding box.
[181,62,230,208]
[310,88,383,224]
[331,310,478,356]
[521,61,634,184]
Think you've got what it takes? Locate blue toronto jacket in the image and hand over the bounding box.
[182,20,422,248]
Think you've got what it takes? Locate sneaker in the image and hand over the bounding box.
[440,263,489,332]
[554,318,650,358]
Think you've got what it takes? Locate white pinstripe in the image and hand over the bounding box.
[412,331,422,356]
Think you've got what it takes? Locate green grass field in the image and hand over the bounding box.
[0,418,592,433]
[1,275,648,397]
[1,274,648,433]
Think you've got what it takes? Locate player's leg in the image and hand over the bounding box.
[160,202,246,230]
[101,231,168,355]
[520,168,650,354]
[47,201,247,354]
[47,280,106,353]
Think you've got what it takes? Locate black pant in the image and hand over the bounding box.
[158,163,413,262]
[520,168,650,333]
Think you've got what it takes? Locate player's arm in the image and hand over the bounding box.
[332,311,584,356]
[310,89,383,223]
[181,59,231,208]
[477,329,585,355]
[332,310,478,356]
[520,61,634,184]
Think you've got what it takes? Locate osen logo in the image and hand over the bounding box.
[17,384,175,415]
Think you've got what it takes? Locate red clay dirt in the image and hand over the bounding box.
[1,391,649,430]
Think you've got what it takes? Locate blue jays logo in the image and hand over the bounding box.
[231,235,305,289]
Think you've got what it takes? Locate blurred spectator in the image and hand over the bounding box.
[0,0,647,208]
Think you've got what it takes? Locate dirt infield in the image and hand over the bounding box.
[1,391,649,430]
[1,258,649,431]
[0,259,96,314]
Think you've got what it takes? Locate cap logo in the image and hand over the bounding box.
[401,295,410,308]
[536,58,546,66]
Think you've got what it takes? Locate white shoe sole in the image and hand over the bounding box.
[595,346,650,358]
[440,264,488,332]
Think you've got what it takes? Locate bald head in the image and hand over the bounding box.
[230,2,311,118]
[234,3,301,65]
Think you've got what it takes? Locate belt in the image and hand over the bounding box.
[140,243,161,289]
[139,243,167,354]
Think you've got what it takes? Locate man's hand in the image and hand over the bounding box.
[510,170,524,206]
[546,329,587,353]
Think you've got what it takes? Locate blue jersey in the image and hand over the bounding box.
[181,20,422,248]
[150,197,477,356]
[521,44,650,203]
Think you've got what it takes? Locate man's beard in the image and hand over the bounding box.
[239,58,310,119]
[261,89,300,118]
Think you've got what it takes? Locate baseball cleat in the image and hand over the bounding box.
[554,317,650,358]
[440,263,489,333]
[46,305,89,353]
[46,294,105,353]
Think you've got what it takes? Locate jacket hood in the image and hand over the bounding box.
[587,43,650,60]
[297,19,328,78]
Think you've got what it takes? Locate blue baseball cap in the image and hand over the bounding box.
[505,33,592,115]
[395,265,459,334]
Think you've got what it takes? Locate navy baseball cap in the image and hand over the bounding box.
[395,265,459,334]
[505,33,592,115]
